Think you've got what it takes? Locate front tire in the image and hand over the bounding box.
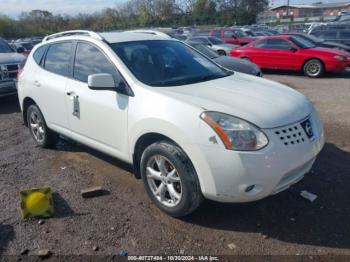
[27,105,57,148]
[140,141,203,217]
[303,59,324,78]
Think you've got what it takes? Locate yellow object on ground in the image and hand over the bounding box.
[20,187,54,219]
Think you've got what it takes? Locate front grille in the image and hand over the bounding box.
[273,122,308,147]
[0,64,19,81]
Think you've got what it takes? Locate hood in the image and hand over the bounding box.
[153,73,312,129]
[213,56,260,76]
[0,53,26,65]
[306,47,350,57]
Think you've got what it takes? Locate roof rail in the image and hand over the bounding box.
[43,30,104,42]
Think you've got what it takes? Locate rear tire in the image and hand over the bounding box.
[303,59,324,78]
[217,50,226,56]
[140,141,203,217]
[27,105,58,148]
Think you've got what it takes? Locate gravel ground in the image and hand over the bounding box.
[1,71,350,259]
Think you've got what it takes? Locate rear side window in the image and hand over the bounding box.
[44,42,72,77]
[255,39,292,50]
[224,31,234,38]
[33,45,47,65]
[213,30,221,38]
[73,42,118,83]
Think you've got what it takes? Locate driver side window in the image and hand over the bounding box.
[73,42,120,83]
[255,39,292,50]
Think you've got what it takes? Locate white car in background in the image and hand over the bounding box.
[18,30,325,217]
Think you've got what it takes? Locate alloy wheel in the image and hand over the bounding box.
[146,155,182,207]
[29,111,45,143]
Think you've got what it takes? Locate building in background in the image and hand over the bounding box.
[258,1,350,24]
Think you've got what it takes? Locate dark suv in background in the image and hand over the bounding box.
[310,25,350,46]
[0,38,26,97]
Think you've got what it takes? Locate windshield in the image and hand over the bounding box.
[110,40,229,87]
[208,36,225,45]
[0,40,14,53]
[290,36,316,49]
[188,43,219,59]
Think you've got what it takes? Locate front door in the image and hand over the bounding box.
[65,41,130,161]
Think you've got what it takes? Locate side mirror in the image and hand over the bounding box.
[207,43,212,47]
[290,46,298,52]
[88,73,117,91]
[88,73,134,96]
[17,47,25,53]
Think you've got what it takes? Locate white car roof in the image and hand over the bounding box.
[100,32,171,43]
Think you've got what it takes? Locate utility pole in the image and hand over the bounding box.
[287,0,290,16]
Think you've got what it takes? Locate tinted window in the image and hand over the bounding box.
[190,38,208,44]
[255,39,292,50]
[33,45,47,65]
[111,40,228,87]
[44,42,72,76]
[339,31,350,38]
[74,42,118,83]
[208,37,224,45]
[290,36,315,48]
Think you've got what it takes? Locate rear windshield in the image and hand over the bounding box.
[0,40,14,53]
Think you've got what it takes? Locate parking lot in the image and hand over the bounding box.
[1,72,350,257]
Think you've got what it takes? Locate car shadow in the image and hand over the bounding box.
[0,95,20,114]
[263,69,350,79]
[0,224,14,256]
[53,136,134,174]
[184,142,350,249]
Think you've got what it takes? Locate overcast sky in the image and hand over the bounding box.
[0,0,121,18]
[0,0,342,18]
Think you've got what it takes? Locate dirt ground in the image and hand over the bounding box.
[1,71,350,259]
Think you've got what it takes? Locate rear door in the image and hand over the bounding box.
[65,41,130,160]
[36,41,73,131]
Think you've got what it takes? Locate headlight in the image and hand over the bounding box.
[201,111,268,151]
[334,55,346,61]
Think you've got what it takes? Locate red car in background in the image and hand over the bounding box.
[230,35,350,77]
[209,28,257,46]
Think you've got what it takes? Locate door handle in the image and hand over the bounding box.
[34,80,41,87]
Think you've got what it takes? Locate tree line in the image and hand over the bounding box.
[0,0,268,38]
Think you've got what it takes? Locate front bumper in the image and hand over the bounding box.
[198,111,325,203]
[0,80,17,97]
[326,59,350,72]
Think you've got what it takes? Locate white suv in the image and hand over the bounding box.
[18,30,325,217]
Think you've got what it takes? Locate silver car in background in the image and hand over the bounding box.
[187,36,238,55]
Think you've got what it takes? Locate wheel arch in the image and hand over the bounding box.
[302,57,325,71]
[22,97,37,127]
